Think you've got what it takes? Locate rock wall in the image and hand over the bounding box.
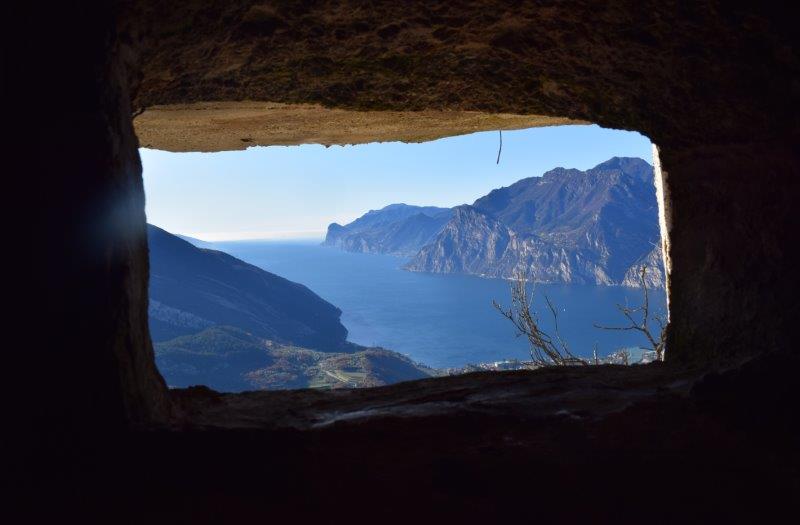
[130,0,799,365]
[133,1,797,148]
[660,141,800,363]
[7,2,170,435]
[6,0,798,434]
[7,1,799,520]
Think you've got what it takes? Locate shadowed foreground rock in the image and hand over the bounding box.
[31,351,799,522]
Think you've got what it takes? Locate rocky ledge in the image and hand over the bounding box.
[23,350,799,523]
[170,361,691,430]
[142,350,798,522]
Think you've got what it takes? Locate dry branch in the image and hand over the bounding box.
[493,272,587,367]
[594,266,667,361]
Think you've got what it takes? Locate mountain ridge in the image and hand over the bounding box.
[148,224,352,350]
[323,203,452,256]
[325,157,664,287]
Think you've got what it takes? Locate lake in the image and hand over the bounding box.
[215,240,667,368]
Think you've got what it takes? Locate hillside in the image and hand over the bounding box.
[176,233,216,249]
[155,326,434,391]
[148,224,351,350]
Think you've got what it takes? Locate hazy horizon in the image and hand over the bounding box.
[142,124,653,241]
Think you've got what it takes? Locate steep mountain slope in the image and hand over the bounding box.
[148,224,350,350]
[621,245,665,288]
[176,233,216,249]
[471,157,655,235]
[324,203,452,256]
[155,326,433,391]
[406,157,663,285]
[403,206,514,275]
[324,158,662,286]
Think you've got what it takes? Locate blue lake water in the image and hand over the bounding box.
[215,240,667,368]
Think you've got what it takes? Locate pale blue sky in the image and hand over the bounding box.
[142,124,652,241]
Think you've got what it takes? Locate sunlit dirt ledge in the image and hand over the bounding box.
[134,101,584,152]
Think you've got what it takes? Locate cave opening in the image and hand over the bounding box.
[10,1,798,520]
[141,124,669,393]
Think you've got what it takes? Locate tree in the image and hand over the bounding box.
[493,272,587,367]
[594,266,667,361]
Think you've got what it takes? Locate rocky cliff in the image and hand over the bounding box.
[324,203,452,256]
[327,158,663,286]
[407,158,663,286]
[621,245,665,288]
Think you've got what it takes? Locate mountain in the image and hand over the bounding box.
[325,158,663,286]
[176,233,216,249]
[408,157,663,285]
[408,157,662,285]
[324,203,452,256]
[154,326,433,391]
[148,225,433,391]
[147,224,351,350]
[621,244,664,289]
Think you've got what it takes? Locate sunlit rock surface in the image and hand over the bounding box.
[135,101,577,152]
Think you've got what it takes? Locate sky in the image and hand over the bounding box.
[142,124,653,241]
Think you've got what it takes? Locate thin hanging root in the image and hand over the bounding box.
[496,130,502,164]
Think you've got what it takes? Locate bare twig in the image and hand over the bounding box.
[594,266,667,361]
[496,130,502,165]
[493,272,587,367]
